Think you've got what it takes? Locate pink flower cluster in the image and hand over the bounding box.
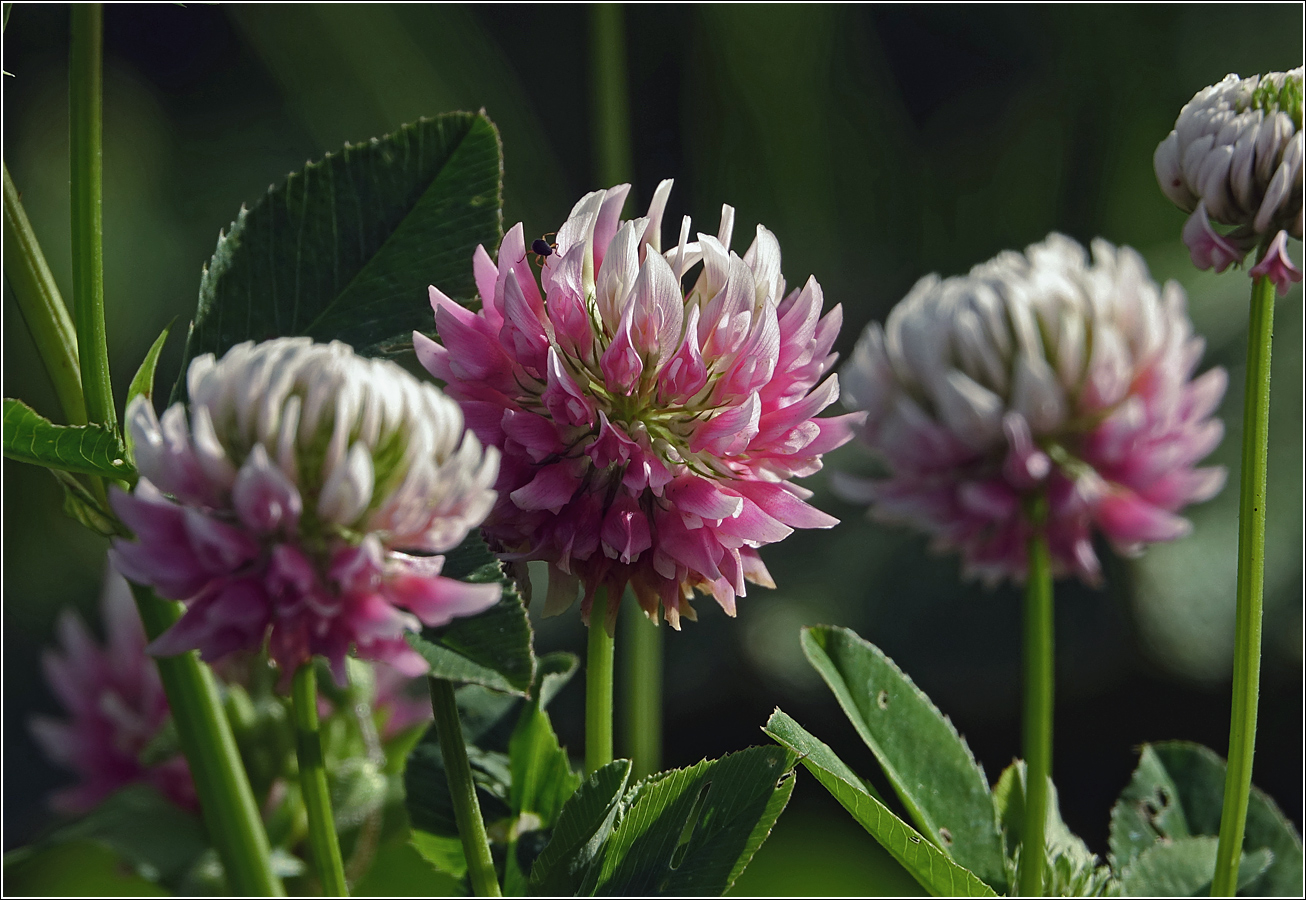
[30,571,195,815]
[416,182,859,627]
[31,571,433,817]
[110,338,501,681]
[838,235,1228,586]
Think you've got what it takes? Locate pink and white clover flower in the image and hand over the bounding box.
[837,234,1228,586]
[416,182,860,628]
[110,337,501,682]
[1155,69,1303,294]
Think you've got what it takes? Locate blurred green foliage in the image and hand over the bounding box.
[3,4,1301,893]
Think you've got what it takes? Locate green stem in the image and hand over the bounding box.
[292,663,348,896]
[590,3,634,190]
[586,589,616,774]
[1018,500,1054,898]
[590,0,648,780]
[622,599,662,779]
[1211,272,1276,896]
[69,3,114,433]
[428,678,501,898]
[129,583,284,896]
[3,164,86,426]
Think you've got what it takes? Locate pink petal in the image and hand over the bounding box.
[713,497,794,544]
[629,251,684,368]
[665,475,744,520]
[600,303,645,395]
[593,184,633,272]
[740,548,776,589]
[755,374,840,446]
[510,461,580,512]
[657,518,724,582]
[588,412,639,469]
[658,305,708,402]
[1249,230,1303,296]
[1181,202,1247,273]
[1095,491,1192,546]
[501,269,550,374]
[601,493,653,564]
[732,480,839,529]
[690,393,761,457]
[543,349,596,427]
[232,444,302,535]
[502,409,561,462]
[473,244,503,329]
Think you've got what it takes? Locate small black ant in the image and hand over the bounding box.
[522,232,558,268]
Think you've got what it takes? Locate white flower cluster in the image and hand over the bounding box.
[132,337,498,553]
[1154,69,1303,241]
[842,235,1202,452]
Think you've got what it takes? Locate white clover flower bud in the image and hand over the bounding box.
[111,337,501,681]
[1155,69,1304,292]
[838,234,1228,586]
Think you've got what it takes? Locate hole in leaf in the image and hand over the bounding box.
[669,781,712,870]
[877,690,890,710]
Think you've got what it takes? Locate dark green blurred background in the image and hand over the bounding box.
[4,4,1301,892]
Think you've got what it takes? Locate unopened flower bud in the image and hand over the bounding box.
[1155,69,1303,293]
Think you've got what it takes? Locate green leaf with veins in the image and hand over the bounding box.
[4,397,134,481]
[801,625,1007,891]
[588,746,797,897]
[765,709,996,898]
[173,110,503,404]
[1111,742,1303,897]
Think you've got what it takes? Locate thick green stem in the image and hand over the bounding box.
[622,601,662,780]
[69,3,114,433]
[428,678,501,898]
[3,164,86,425]
[586,589,616,774]
[292,663,348,896]
[130,584,284,896]
[591,3,654,780]
[1211,273,1276,896]
[590,3,634,191]
[1018,502,1053,898]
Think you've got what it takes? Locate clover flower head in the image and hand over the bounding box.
[416,181,860,628]
[837,234,1228,586]
[30,570,195,815]
[1155,69,1304,294]
[110,337,501,682]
